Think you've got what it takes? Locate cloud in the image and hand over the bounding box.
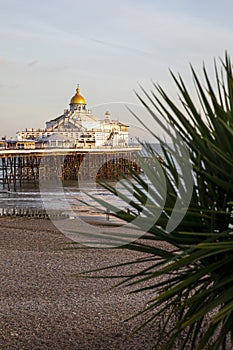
[0,83,20,89]
[0,59,6,64]
[27,60,39,67]
[90,38,155,58]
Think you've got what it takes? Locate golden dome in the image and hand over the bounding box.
[70,85,86,105]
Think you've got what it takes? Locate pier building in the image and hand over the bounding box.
[17,85,129,149]
[0,85,140,191]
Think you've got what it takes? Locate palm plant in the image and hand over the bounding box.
[80,53,233,349]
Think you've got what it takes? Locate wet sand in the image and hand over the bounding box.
[0,217,165,350]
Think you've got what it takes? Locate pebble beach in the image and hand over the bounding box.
[0,217,166,350]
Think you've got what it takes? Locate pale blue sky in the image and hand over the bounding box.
[1,0,233,137]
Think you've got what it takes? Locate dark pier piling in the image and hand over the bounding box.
[0,147,141,191]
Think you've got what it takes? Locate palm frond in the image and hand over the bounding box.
[77,53,233,349]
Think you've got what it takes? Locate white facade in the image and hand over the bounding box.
[17,86,129,149]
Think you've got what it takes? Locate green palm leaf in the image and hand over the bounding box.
[77,53,233,349]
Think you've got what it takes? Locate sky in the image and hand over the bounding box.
[1,0,233,138]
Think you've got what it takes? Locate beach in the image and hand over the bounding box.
[0,216,168,350]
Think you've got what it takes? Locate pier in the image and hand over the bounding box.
[0,147,141,191]
[0,86,142,191]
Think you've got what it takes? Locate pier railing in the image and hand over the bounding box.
[0,207,69,219]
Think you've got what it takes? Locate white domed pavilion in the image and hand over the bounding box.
[17,85,129,149]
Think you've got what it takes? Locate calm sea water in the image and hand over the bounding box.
[0,185,129,213]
